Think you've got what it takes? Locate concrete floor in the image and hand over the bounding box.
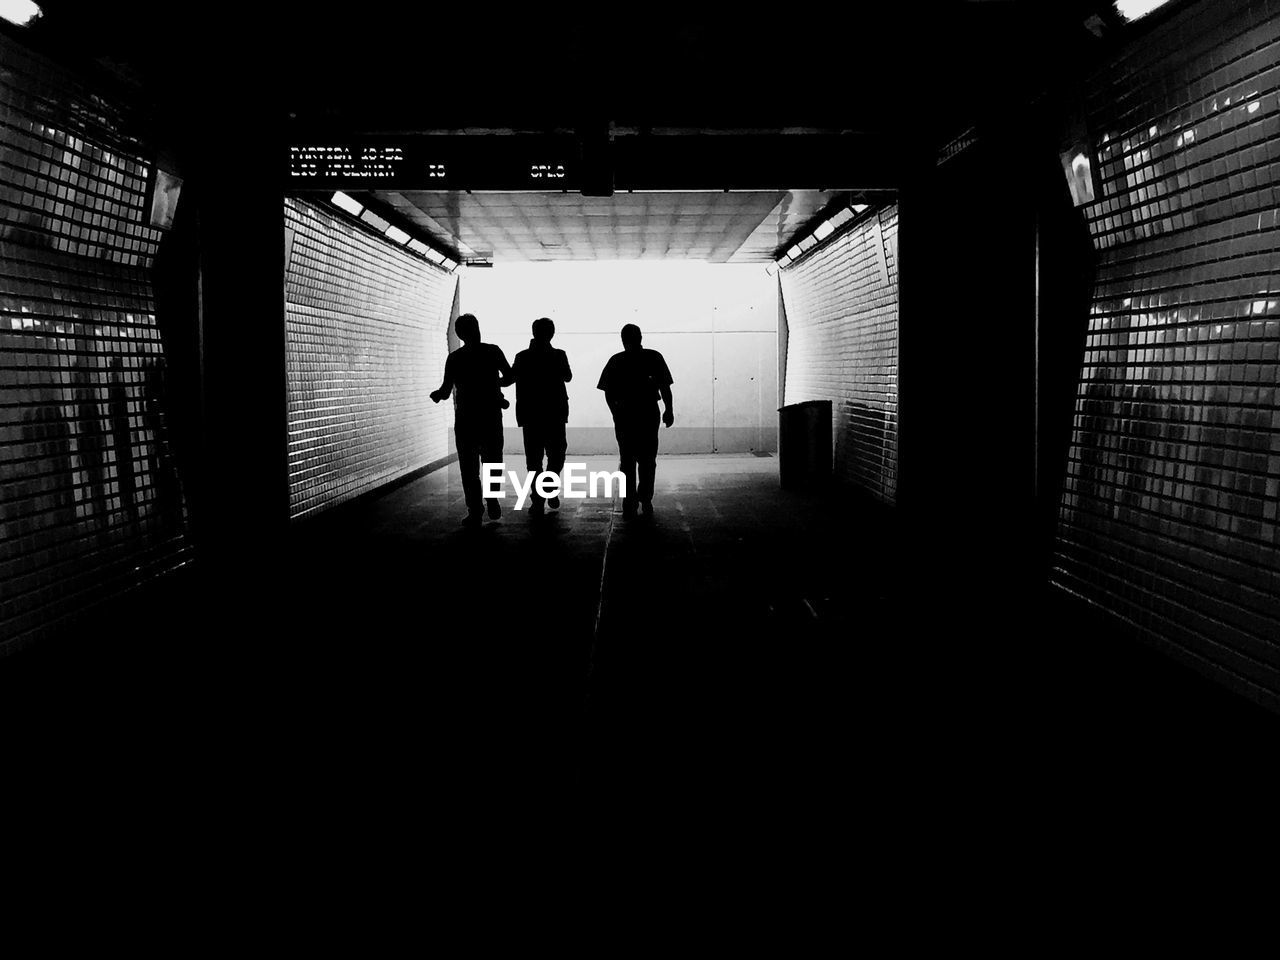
[279,454,895,819]
[3,454,1276,868]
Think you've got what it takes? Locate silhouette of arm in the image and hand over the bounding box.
[560,350,573,383]
[597,359,618,415]
[496,347,515,387]
[430,354,455,403]
[656,354,674,427]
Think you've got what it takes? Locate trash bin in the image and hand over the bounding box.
[778,399,832,490]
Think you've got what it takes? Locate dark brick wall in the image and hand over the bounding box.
[284,199,456,519]
[1052,0,1280,709]
[0,34,191,654]
[779,205,899,503]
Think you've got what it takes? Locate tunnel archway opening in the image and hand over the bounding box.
[281,180,901,522]
[460,258,779,459]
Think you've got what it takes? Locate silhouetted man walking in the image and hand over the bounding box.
[431,313,514,527]
[512,317,572,517]
[597,323,674,518]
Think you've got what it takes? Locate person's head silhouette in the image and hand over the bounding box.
[455,313,480,345]
[532,317,555,343]
[621,323,642,351]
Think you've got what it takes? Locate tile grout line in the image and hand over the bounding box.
[586,493,618,689]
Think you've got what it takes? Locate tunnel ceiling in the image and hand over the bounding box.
[366,189,860,263]
[26,1,1144,154]
[17,0,1166,264]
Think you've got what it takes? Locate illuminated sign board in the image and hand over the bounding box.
[288,140,577,190]
[529,163,567,181]
[290,145,407,181]
[285,133,894,191]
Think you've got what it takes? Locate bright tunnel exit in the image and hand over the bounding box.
[459,261,779,456]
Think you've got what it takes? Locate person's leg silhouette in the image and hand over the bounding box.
[523,422,547,514]
[637,406,660,514]
[545,421,567,509]
[455,427,484,526]
[481,417,504,520]
[615,414,641,517]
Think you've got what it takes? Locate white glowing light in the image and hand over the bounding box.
[814,220,835,240]
[359,208,391,232]
[1115,0,1173,21]
[1248,101,1261,114]
[1063,148,1096,206]
[385,225,410,244]
[0,1,40,25]
[330,191,363,216]
[852,204,869,214]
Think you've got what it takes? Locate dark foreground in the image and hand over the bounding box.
[3,456,1275,876]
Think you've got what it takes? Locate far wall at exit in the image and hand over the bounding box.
[460,262,779,456]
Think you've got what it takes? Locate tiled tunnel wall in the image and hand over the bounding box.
[0,35,190,653]
[779,205,899,503]
[1051,0,1280,708]
[284,198,457,519]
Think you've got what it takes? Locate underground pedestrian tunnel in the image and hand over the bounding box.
[2,0,1278,849]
